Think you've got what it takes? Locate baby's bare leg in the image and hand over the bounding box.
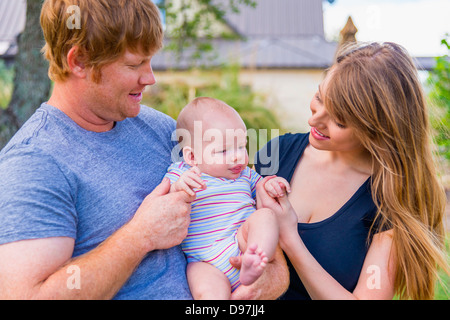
[187,261,231,300]
[237,208,279,286]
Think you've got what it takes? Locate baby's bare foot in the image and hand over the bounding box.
[239,244,268,286]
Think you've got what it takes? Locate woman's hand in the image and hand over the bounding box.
[275,195,300,250]
[255,176,282,213]
[256,176,299,249]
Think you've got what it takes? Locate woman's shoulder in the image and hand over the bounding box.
[254,132,309,177]
[256,132,309,160]
[277,132,310,151]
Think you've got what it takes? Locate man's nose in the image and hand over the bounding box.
[140,62,156,86]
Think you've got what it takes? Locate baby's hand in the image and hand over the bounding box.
[172,166,206,196]
[264,176,291,199]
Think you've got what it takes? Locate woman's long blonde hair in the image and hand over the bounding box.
[325,42,448,299]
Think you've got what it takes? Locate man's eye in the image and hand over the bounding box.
[128,62,144,68]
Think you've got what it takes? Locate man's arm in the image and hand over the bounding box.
[0,178,193,300]
[0,231,144,299]
[230,246,289,300]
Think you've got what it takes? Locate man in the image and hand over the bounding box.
[0,0,287,299]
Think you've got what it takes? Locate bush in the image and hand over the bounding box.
[428,35,450,161]
[0,60,14,109]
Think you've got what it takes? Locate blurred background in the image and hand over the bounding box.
[0,0,449,297]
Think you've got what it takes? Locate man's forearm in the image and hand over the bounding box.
[34,222,148,300]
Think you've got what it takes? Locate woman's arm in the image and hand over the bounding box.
[257,178,396,300]
[281,223,396,300]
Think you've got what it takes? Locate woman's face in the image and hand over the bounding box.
[307,68,364,154]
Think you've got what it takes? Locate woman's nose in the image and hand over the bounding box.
[308,101,328,128]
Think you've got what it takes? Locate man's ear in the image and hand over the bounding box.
[67,46,88,79]
[182,146,197,167]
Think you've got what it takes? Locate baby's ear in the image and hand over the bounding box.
[182,146,196,167]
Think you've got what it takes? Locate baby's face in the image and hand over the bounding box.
[193,114,248,180]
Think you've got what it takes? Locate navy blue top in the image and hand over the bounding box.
[255,133,378,300]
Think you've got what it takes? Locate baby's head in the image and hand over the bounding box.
[176,97,248,179]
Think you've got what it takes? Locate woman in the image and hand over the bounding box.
[255,42,448,300]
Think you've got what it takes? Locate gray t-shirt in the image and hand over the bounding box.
[0,103,192,300]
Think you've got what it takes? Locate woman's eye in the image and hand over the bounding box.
[315,93,322,102]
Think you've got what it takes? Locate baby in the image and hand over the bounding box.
[165,97,290,299]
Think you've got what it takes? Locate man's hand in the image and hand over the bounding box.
[130,177,195,252]
[0,178,196,300]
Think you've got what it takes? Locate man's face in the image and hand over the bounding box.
[83,50,156,124]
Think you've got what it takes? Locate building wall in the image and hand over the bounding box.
[239,69,325,133]
[154,68,326,133]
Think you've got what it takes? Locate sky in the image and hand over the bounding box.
[323,0,450,57]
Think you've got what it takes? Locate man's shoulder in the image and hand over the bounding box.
[135,106,177,153]
[137,105,175,129]
[0,105,56,156]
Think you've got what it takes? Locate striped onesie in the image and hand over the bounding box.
[164,161,262,291]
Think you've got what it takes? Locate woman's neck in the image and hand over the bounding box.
[314,146,373,176]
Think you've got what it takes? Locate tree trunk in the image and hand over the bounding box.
[0,0,51,148]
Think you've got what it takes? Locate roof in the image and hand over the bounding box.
[152,36,337,70]
[220,0,325,37]
[0,0,437,71]
[414,56,442,71]
[153,0,337,70]
[0,0,26,56]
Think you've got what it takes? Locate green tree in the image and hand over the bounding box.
[428,35,450,160]
[158,0,256,64]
